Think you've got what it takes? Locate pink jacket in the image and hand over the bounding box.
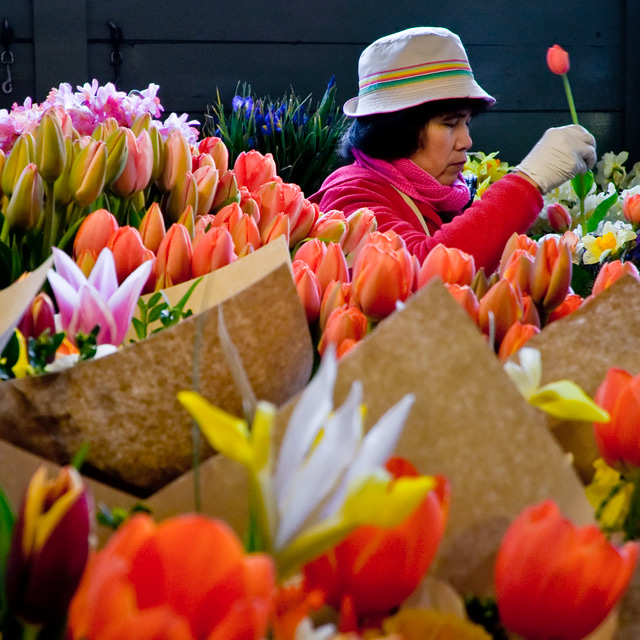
[310,158,543,273]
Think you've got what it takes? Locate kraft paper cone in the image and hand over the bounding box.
[0,240,313,495]
[526,275,640,482]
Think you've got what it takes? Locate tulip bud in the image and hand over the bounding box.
[290,199,319,248]
[104,127,129,186]
[592,259,640,296]
[194,165,219,216]
[520,294,541,328]
[192,226,235,276]
[499,232,537,276]
[35,108,67,183]
[342,207,377,256]
[177,204,196,239]
[110,129,153,198]
[157,130,192,193]
[69,139,108,207]
[230,213,261,255]
[107,225,155,284]
[501,249,534,295]
[319,280,352,331]
[5,163,44,232]
[155,223,193,286]
[213,202,243,232]
[234,150,277,193]
[318,305,368,356]
[75,248,97,277]
[212,170,240,213]
[443,283,479,323]
[530,238,572,312]
[477,279,522,347]
[53,137,74,205]
[73,208,118,259]
[0,149,5,197]
[623,192,640,226]
[547,292,583,322]
[292,259,322,323]
[471,267,490,300]
[148,125,165,183]
[294,238,326,271]
[199,136,229,174]
[138,202,166,252]
[240,192,261,222]
[91,117,119,141]
[418,244,476,288]
[166,171,198,223]
[2,133,35,197]
[309,209,348,245]
[254,180,304,235]
[498,322,540,361]
[547,202,572,232]
[315,241,350,293]
[546,44,570,75]
[260,211,290,246]
[192,152,215,172]
[18,292,56,341]
[6,465,92,626]
[130,112,152,135]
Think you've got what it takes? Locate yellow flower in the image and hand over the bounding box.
[585,458,634,531]
[2,329,35,378]
[581,221,636,264]
[382,608,492,640]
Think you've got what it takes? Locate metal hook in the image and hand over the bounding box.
[107,21,123,89]
[1,63,11,94]
[1,19,13,94]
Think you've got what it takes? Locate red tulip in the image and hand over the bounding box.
[547,44,570,75]
[351,231,414,321]
[594,367,640,471]
[418,244,476,288]
[592,259,640,296]
[68,514,275,640]
[292,260,322,323]
[7,466,92,626]
[318,305,368,356]
[443,283,479,323]
[303,459,449,629]
[108,226,155,284]
[138,202,166,253]
[498,322,540,361]
[155,223,193,286]
[547,203,572,232]
[234,150,277,194]
[192,226,236,277]
[547,292,583,322]
[495,500,637,640]
[73,209,118,259]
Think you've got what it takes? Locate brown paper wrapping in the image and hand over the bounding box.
[0,239,313,494]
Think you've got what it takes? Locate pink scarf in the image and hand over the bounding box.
[352,149,470,214]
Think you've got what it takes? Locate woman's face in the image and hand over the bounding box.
[410,109,473,186]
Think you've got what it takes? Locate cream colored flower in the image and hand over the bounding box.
[581,221,636,264]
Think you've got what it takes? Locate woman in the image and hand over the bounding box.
[311,27,596,272]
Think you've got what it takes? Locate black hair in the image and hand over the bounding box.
[339,98,488,163]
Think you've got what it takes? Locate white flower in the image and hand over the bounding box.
[581,221,636,264]
[595,151,629,189]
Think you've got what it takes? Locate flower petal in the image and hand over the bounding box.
[51,247,87,292]
[529,380,610,422]
[72,284,118,344]
[88,248,119,301]
[47,269,80,329]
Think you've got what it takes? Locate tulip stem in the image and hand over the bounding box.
[562,74,579,126]
[20,623,40,640]
[41,183,56,262]
[0,212,10,244]
[624,472,640,541]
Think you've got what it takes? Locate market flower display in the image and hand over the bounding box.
[495,500,638,640]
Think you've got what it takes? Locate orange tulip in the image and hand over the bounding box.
[314,241,349,293]
[319,280,352,331]
[443,283,479,323]
[212,202,243,233]
[499,233,537,276]
[519,294,541,327]
[495,500,637,640]
[191,226,235,277]
[530,237,572,312]
[138,202,166,253]
[290,199,319,248]
[198,136,229,174]
[73,209,118,259]
[547,292,583,322]
[418,244,476,288]
[238,187,261,222]
[309,209,348,246]
[477,279,522,347]
[260,211,290,246]
[108,226,155,284]
[351,232,414,321]
[547,203,572,232]
[592,259,640,296]
[68,514,275,640]
[471,267,490,300]
[230,213,261,256]
[293,238,326,271]
[292,259,322,323]
[155,223,193,286]
[547,44,570,75]
[254,180,304,236]
[318,305,368,356]
[501,250,534,296]
[342,207,377,256]
[303,459,449,629]
[234,150,277,194]
[594,367,640,471]
[622,192,640,226]
[498,322,540,361]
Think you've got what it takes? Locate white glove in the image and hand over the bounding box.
[515,124,597,195]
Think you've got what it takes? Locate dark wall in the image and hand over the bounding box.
[1,0,638,164]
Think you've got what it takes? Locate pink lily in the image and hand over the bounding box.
[47,246,152,346]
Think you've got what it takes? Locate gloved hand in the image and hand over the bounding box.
[515,124,597,195]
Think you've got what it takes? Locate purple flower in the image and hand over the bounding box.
[47,247,152,346]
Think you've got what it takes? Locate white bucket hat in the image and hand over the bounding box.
[343,26,495,117]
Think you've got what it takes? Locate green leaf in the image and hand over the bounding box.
[571,170,594,199]
[0,487,15,619]
[571,263,599,297]
[71,442,91,471]
[148,303,168,323]
[131,317,145,340]
[587,191,619,233]
[174,277,202,312]
[1,331,20,370]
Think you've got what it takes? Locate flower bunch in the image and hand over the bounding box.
[205,79,349,195]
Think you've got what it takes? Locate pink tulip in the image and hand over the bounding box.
[155,223,193,286]
[165,170,198,223]
[212,202,243,232]
[238,187,261,222]
[309,209,348,245]
[234,150,277,194]
[211,170,240,213]
[192,226,236,277]
[18,292,56,341]
[157,130,191,193]
[47,247,152,346]
[194,165,219,216]
[138,202,166,253]
[294,238,326,271]
[623,193,640,226]
[254,180,304,234]
[198,136,229,174]
[342,207,377,256]
[292,260,322,323]
[110,129,153,198]
[547,203,572,232]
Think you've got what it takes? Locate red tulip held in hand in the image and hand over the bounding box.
[547,44,570,75]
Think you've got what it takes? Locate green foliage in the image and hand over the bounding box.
[586,190,619,233]
[0,488,15,629]
[97,502,151,531]
[0,331,20,380]
[27,330,66,374]
[464,594,509,640]
[204,78,350,196]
